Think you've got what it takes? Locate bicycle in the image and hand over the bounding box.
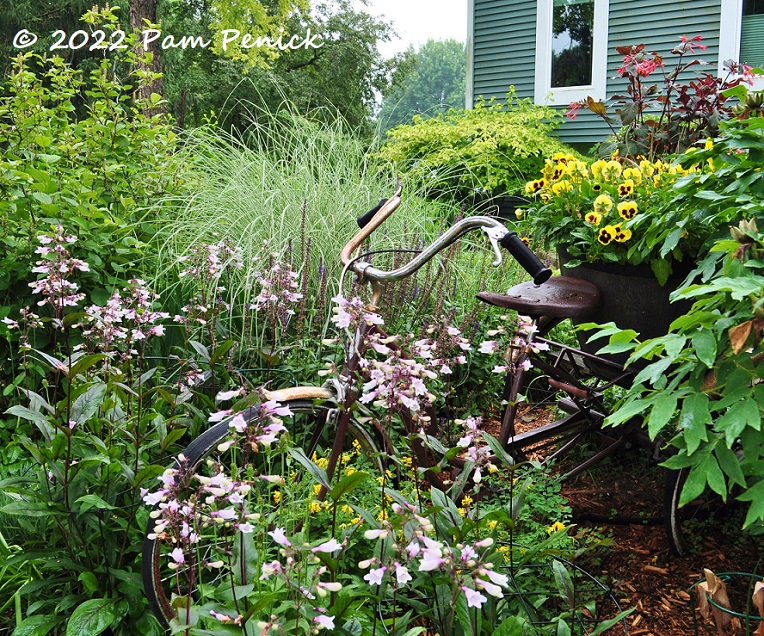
[141,183,705,629]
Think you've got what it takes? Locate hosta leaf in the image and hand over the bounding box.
[66,598,125,636]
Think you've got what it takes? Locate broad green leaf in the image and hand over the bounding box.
[329,471,369,502]
[71,383,108,425]
[737,478,764,529]
[66,598,124,636]
[679,466,708,507]
[552,559,574,609]
[703,455,727,499]
[678,393,711,454]
[12,614,60,636]
[647,394,677,439]
[74,494,117,513]
[604,398,651,427]
[718,398,761,447]
[692,329,717,368]
[493,616,527,636]
[714,444,746,488]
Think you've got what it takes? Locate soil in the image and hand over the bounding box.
[510,405,764,636]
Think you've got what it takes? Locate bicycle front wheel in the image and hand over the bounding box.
[142,398,384,629]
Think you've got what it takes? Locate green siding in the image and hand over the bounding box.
[471,0,724,146]
[741,14,764,67]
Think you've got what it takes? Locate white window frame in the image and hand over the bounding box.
[534,0,610,106]
[719,0,764,89]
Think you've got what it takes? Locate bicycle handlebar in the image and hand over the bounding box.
[342,185,551,294]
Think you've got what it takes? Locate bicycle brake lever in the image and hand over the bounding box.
[482,225,506,267]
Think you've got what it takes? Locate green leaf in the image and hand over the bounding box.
[12,614,61,636]
[650,257,672,286]
[692,329,717,368]
[737,478,764,529]
[329,471,369,502]
[678,393,711,454]
[493,616,527,636]
[647,394,677,439]
[552,559,574,609]
[66,598,124,636]
[74,494,117,513]
[714,444,746,488]
[679,466,708,507]
[71,383,107,425]
[289,447,330,489]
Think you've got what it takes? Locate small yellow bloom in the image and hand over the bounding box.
[552,180,573,195]
[598,226,617,245]
[341,504,354,515]
[547,521,566,534]
[617,201,638,220]
[524,178,546,195]
[401,456,412,468]
[377,508,388,521]
[273,491,282,504]
[639,160,655,177]
[313,484,322,496]
[552,162,568,181]
[593,194,613,213]
[315,457,329,470]
[457,507,466,518]
[486,519,498,530]
[309,501,322,514]
[617,179,635,197]
[352,439,362,455]
[614,225,632,242]
[585,211,602,225]
[590,159,607,180]
[622,168,642,185]
[344,466,357,476]
[705,138,714,150]
[600,160,623,182]
[462,495,473,507]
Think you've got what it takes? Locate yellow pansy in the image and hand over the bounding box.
[585,211,602,225]
[618,178,635,197]
[622,167,642,185]
[639,159,656,177]
[600,160,623,181]
[593,194,614,213]
[614,225,633,242]
[547,521,566,534]
[617,201,639,220]
[552,180,573,195]
[598,226,617,245]
[590,159,607,180]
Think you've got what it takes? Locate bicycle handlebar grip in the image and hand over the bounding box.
[357,199,388,229]
[499,232,552,285]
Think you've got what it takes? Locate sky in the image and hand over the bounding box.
[360,0,468,57]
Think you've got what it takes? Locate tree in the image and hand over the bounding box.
[377,39,466,132]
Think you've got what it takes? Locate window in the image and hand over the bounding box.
[719,0,764,87]
[534,0,609,105]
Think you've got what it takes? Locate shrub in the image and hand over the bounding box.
[593,117,764,534]
[375,88,579,202]
[0,47,182,417]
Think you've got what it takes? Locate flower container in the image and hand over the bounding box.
[558,246,693,380]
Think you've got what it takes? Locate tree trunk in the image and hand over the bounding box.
[129,0,166,115]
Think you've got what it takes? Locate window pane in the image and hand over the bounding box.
[742,0,764,67]
[551,0,594,88]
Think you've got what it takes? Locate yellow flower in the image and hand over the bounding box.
[313,484,322,496]
[341,504,354,515]
[598,226,617,245]
[617,178,635,197]
[486,519,498,530]
[551,162,568,181]
[309,501,322,514]
[593,194,613,213]
[614,225,633,242]
[617,201,639,220]
[622,168,643,185]
[547,521,566,534]
[344,466,357,476]
[352,439,362,455]
[457,507,466,518]
[600,160,623,181]
[590,159,607,180]
[462,495,473,507]
[401,456,412,468]
[585,211,602,226]
[639,160,656,177]
[524,178,546,195]
[315,457,329,470]
[705,138,714,150]
[273,491,282,504]
[377,508,388,521]
[552,180,573,195]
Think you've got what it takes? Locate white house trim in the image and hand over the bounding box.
[718,0,764,89]
[534,0,610,106]
[466,0,475,108]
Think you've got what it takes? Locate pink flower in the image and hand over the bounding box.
[312,538,343,553]
[394,562,412,586]
[268,527,291,547]
[314,615,335,630]
[478,340,497,354]
[462,586,487,608]
[364,566,387,585]
[565,101,582,120]
[170,547,185,564]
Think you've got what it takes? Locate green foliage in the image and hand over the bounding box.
[591,118,764,533]
[0,46,182,415]
[376,90,577,201]
[377,39,466,132]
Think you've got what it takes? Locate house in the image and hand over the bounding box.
[466,0,764,151]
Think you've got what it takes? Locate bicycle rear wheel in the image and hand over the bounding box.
[142,398,384,629]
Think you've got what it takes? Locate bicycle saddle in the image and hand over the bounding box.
[477,276,602,320]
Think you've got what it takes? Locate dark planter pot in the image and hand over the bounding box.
[472,194,531,221]
[557,247,693,375]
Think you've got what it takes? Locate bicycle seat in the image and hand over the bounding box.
[477,276,602,320]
